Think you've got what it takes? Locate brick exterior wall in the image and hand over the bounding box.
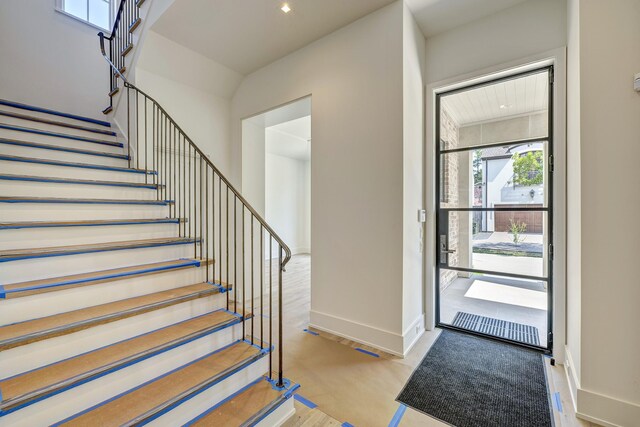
[440,108,459,291]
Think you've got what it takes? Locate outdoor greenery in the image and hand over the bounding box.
[512,151,543,186]
[509,219,527,246]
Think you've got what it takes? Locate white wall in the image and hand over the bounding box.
[425,0,567,84]
[565,0,582,404]
[423,0,567,347]
[135,31,244,175]
[0,0,108,119]
[566,1,640,425]
[401,2,426,352]
[232,1,409,355]
[265,152,311,255]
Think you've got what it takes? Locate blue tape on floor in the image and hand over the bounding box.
[303,329,319,336]
[388,404,407,427]
[342,423,355,427]
[0,284,5,299]
[355,348,380,358]
[294,394,317,409]
[553,392,563,412]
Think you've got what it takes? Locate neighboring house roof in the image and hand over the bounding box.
[481,143,544,160]
[481,146,511,159]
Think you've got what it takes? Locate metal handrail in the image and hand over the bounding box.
[98,33,291,264]
[97,0,291,387]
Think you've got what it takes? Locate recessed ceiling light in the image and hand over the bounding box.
[499,104,512,109]
[281,3,291,13]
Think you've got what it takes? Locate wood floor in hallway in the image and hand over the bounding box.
[279,255,597,427]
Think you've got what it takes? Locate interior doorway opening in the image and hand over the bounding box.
[241,97,312,325]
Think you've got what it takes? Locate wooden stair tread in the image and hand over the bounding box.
[0,237,196,261]
[0,310,241,412]
[189,378,288,426]
[0,283,221,351]
[57,341,263,426]
[0,218,180,230]
[0,173,159,189]
[0,137,128,159]
[1,258,208,299]
[0,123,122,147]
[0,196,171,205]
[0,99,111,128]
[0,154,154,174]
[0,110,116,136]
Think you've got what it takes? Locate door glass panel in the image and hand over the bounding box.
[440,70,549,151]
[440,141,549,209]
[437,68,552,350]
[439,268,548,347]
[440,210,548,278]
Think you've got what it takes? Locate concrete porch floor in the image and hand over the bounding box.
[440,273,548,347]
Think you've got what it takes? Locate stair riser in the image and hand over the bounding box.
[0,129,123,155]
[0,295,228,379]
[0,144,128,167]
[0,104,111,129]
[0,223,180,250]
[2,326,249,427]
[0,203,170,222]
[0,243,197,283]
[0,115,118,140]
[0,180,158,201]
[149,356,268,427]
[256,396,296,427]
[0,160,152,183]
[1,265,209,324]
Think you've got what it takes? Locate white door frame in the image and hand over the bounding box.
[424,48,567,362]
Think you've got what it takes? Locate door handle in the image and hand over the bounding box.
[442,249,456,254]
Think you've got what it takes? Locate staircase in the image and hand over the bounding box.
[0,2,296,425]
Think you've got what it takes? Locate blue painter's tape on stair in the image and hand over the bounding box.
[0,154,155,174]
[0,138,129,160]
[0,218,180,230]
[0,174,157,189]
[355,348,380,358]
[0,99,111,127]
[0,259,200,298]
[0,310,242,416]
[342,423,355,427]
[303,329,319,336]
[388,404,407,427]
[51,340,265,426]
[182,377,264,426]
[553,392,563,412]
[294,394,317,409]
[0,198,172,205]
[0,124,122,148]
[0,238,196,263]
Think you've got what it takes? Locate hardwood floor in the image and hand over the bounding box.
[278,255,598,427]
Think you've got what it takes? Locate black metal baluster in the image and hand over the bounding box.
[251,215,254,345]
[126,87,131,167]
[229,185,231,310]
[242,205,246,339]
[269,234,273,379]
[234,196,238,316]
[260,225,264,349]
[219,176,222,289]
[278,245,284,386]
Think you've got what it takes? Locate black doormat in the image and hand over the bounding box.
[452,312,541,346]
[397,329,553,427]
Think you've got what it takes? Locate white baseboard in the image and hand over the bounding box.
[564,346,640,427]
[576,388,640,427]
[309,310,425,357]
